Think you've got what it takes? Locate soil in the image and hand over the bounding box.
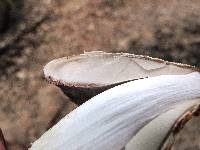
[0,0,199,149]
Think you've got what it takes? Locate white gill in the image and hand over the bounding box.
[30,72,200,150]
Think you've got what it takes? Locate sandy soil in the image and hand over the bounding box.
[0,0,200,149]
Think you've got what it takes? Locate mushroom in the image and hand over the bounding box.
[30,51,200,150]
[43,51,199,105]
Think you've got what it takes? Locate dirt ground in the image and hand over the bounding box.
[0,0,200,149]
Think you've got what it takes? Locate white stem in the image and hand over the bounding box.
[30,72,200,150]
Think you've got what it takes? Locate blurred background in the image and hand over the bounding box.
[0,0,200,149]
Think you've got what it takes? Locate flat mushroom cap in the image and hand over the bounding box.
[44,51,199,104]
[40,51,200,150]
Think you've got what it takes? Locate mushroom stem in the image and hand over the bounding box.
[30,72,200,150]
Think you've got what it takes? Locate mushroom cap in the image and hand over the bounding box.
[41,51,200,150]
[44,51,199,104]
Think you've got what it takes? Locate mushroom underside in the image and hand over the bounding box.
[40,51,200,150]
